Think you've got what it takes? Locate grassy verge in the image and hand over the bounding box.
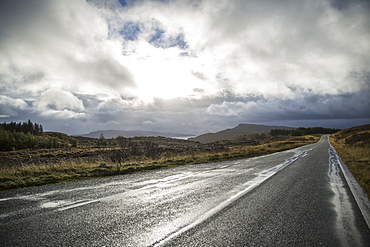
[329,126,370,198]
[0,135,319,191]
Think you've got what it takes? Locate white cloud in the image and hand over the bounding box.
[97,96,145,111]
[207,101,258,117]
[0,0,369,133]
[0,0,133,95]
[35,89,84,112]
[112,0,370,101]
[143,120,154,126]
[38,109,88,120]
[0,95,28,118]
[0,95,28,110]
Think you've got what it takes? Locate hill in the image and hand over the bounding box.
[189,124,294,143]
[76,130,193,139]
[331,124,370,146]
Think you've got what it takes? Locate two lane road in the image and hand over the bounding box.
[1,136,369,246]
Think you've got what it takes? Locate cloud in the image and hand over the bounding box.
[143,120,154,126]
[38,109,88,120]
[32,89,88,121]
[0,95,28,109]
[207,101,258,117]
[0,0,134,95]
[192,71,208,81]
[97,96,144,111]
[0,0,369,133]
[207,0,369,95]
[35,89,84,111]
[0,95,29,117]
[206,90,370,121]
[116,0,370,100]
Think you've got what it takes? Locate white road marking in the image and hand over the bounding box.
[328,147,364,247]
[150,150,308,246]
[58,200,100,211]
[40,200,68,208]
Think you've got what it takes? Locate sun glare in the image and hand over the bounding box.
[125,49,212,103]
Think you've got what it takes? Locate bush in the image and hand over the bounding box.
[345,132,370,145]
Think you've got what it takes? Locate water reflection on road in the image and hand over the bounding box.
[0,143,319,246]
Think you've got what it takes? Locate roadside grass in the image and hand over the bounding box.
[0,135,319,191]
[329,126,370,198]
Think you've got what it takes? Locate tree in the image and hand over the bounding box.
[116,136,128,147]
[34,123,40,134]
[27,119,33,133]
[143,141,161,158]
[0,127,13,151]
[97,133,107,147]
[270,129,291,136]
[71,138,78,147]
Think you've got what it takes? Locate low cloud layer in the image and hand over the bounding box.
[0,0,369,134]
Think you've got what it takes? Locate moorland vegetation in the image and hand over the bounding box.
[0,121,342,191]
[329,124,370,197]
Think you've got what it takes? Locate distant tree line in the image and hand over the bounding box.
[0,129,45,151]
[270,127,340,137]
[0,120,74,151]
[1,119,43,135]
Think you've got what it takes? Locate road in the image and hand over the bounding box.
[1,136,369,246]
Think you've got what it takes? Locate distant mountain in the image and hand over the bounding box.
[75,130,193,139]
[189,124,294,143]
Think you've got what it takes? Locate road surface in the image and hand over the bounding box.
[1,136,369,246]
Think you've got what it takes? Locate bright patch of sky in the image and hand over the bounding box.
[0,0,369,134]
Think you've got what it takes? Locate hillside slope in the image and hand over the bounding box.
[330,124,370,197]
[189,124,294,143]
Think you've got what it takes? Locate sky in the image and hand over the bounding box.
[0,0,369,135]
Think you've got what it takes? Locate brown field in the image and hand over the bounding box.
[329,124,370,198]
[0,134,319,191]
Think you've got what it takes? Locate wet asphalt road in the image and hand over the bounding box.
[1,136,369,246]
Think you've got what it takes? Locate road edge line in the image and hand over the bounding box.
[148,149,309,247]
[329,141,370,230]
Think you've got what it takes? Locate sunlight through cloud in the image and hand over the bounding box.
[0,0,369,133]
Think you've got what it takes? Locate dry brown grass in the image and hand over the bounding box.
[0,135,319,191]
[329,124,370,198]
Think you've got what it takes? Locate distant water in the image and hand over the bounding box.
[172,136,197,140]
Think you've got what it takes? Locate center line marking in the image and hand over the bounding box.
[149,150,309,247]
[58,200,100,211]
